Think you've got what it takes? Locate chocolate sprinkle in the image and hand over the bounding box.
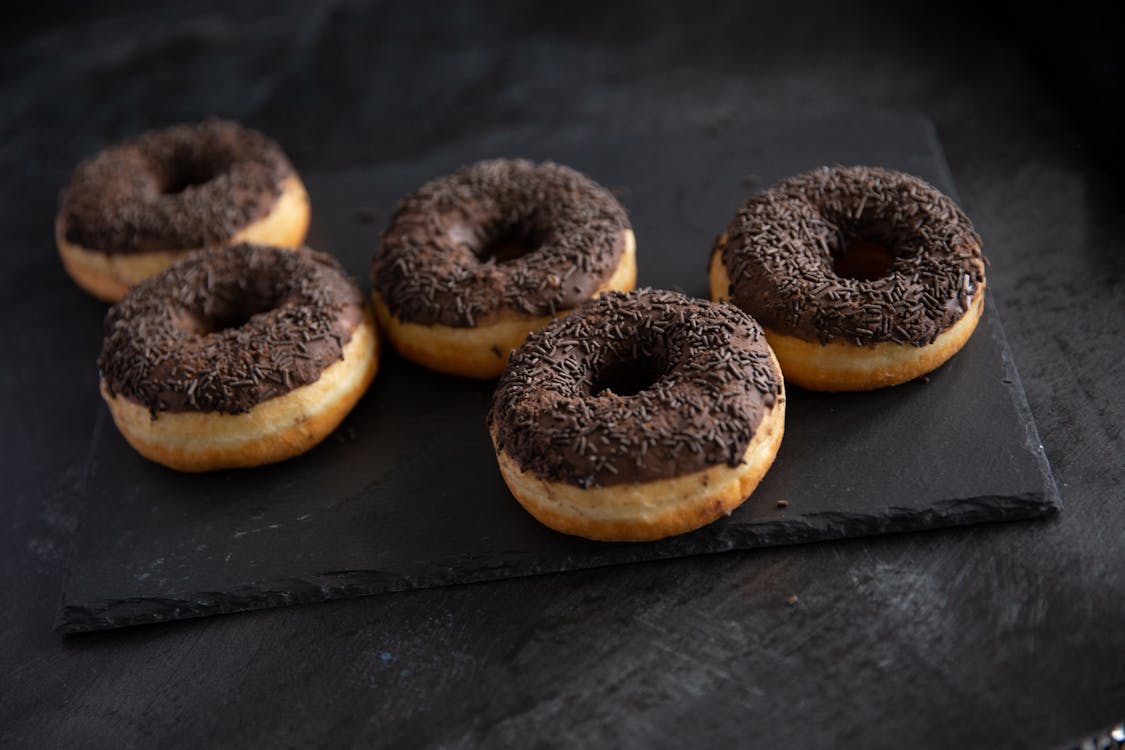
[371,159,630,328]
[59,118,294,254]
[717,166,986,346]
[98,244,365,416]
[489,289,783,488]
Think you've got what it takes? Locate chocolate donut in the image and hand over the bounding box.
[57,118,311,302]
[371,158,637,378]
[99,243,378,472]
[710,165,987,390]
[489,288,785,541]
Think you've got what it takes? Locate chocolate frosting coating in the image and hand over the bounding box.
[99,244,365,416]
[719,166,986,346]
[489,289,783,488]
[60,118,294,254]
[371,159,630,328]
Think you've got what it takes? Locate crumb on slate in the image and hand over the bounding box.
[786,594,799,606]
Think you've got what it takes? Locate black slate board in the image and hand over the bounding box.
[58,112,1060,633]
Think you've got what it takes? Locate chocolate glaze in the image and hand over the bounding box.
[489,289,783,488]
[371,159,630,328]
[718,166,986,347]
[60,118,294,254]
[99,244,365,416]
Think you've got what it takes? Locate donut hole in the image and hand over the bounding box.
[161,152,233,194]
[179,291,282,336]
[477,223,546,264]
[833,237,896,281]
[591,356,665,397]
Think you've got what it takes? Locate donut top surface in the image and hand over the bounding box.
[371,159,631,328]
[719,165,986,346]
[99,244,365,415]
[59,118,294,254]
[489,289,783,488]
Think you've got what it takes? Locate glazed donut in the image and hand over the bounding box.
[489,288,785,542]
[710,165,987,391]
[98,243,378,472]
[371,158,636,378]
[57,118,310,302]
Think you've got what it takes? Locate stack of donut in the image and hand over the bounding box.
[63,121,988,542]
[63,120,376,471]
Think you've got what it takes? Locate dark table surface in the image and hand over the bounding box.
[2,2,1122,748]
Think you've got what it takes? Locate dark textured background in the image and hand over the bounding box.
[2,2,1122,748]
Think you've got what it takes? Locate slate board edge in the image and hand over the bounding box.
[924,118,1061,510]
[987,297,1063,511]
[57,490,1056,634]
[52,407,108,635]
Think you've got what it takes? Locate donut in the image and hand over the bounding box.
[57,118,310,302]
[97,243,378,472]
[489,288,785,542]
[710,165,987,391]
[371,158,636,379]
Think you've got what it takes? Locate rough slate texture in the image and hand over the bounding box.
[2,3,1123,749]
[58,117,1058,634]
